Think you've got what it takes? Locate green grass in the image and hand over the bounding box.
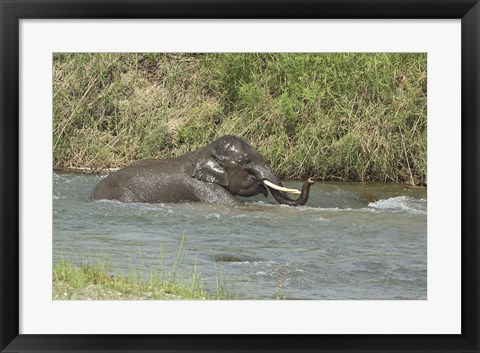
[54,237,236,300]
[53,53,427,185]
[53,258,235,300]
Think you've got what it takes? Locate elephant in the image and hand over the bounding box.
[91,135,314,206]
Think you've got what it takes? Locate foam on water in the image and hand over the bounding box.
[368,196,427,214]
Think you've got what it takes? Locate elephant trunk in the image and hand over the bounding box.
[253,164,314,206]
[268,178,315,206]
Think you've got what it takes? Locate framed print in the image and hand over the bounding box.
[1,0,479,352]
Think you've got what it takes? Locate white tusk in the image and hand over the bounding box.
[263,180,301,195]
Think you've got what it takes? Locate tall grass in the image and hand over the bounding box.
[53,53,427,184]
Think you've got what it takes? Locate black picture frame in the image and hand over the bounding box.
[1,1,478,352]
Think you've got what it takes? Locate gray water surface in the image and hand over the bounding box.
[53,172,427,300]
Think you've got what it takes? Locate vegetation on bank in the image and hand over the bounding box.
[53,258,235,300]
[53,53,427,185]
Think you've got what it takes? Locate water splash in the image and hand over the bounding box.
[368,196,427,214]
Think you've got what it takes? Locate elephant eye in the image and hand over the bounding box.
[242,156,251,164]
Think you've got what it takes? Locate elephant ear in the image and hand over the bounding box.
[192,148,229,187]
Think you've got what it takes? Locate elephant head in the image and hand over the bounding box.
[191,136,313,206]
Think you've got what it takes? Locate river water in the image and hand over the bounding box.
[53,172,427,300]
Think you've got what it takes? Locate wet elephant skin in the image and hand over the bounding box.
[91,135,313,205]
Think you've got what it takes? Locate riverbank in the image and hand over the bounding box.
[53,167,426,188]
[53,259,235,300]
[54,53,427,185]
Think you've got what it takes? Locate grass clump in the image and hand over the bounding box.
[53,53,426,185]
[53,258,234,300]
